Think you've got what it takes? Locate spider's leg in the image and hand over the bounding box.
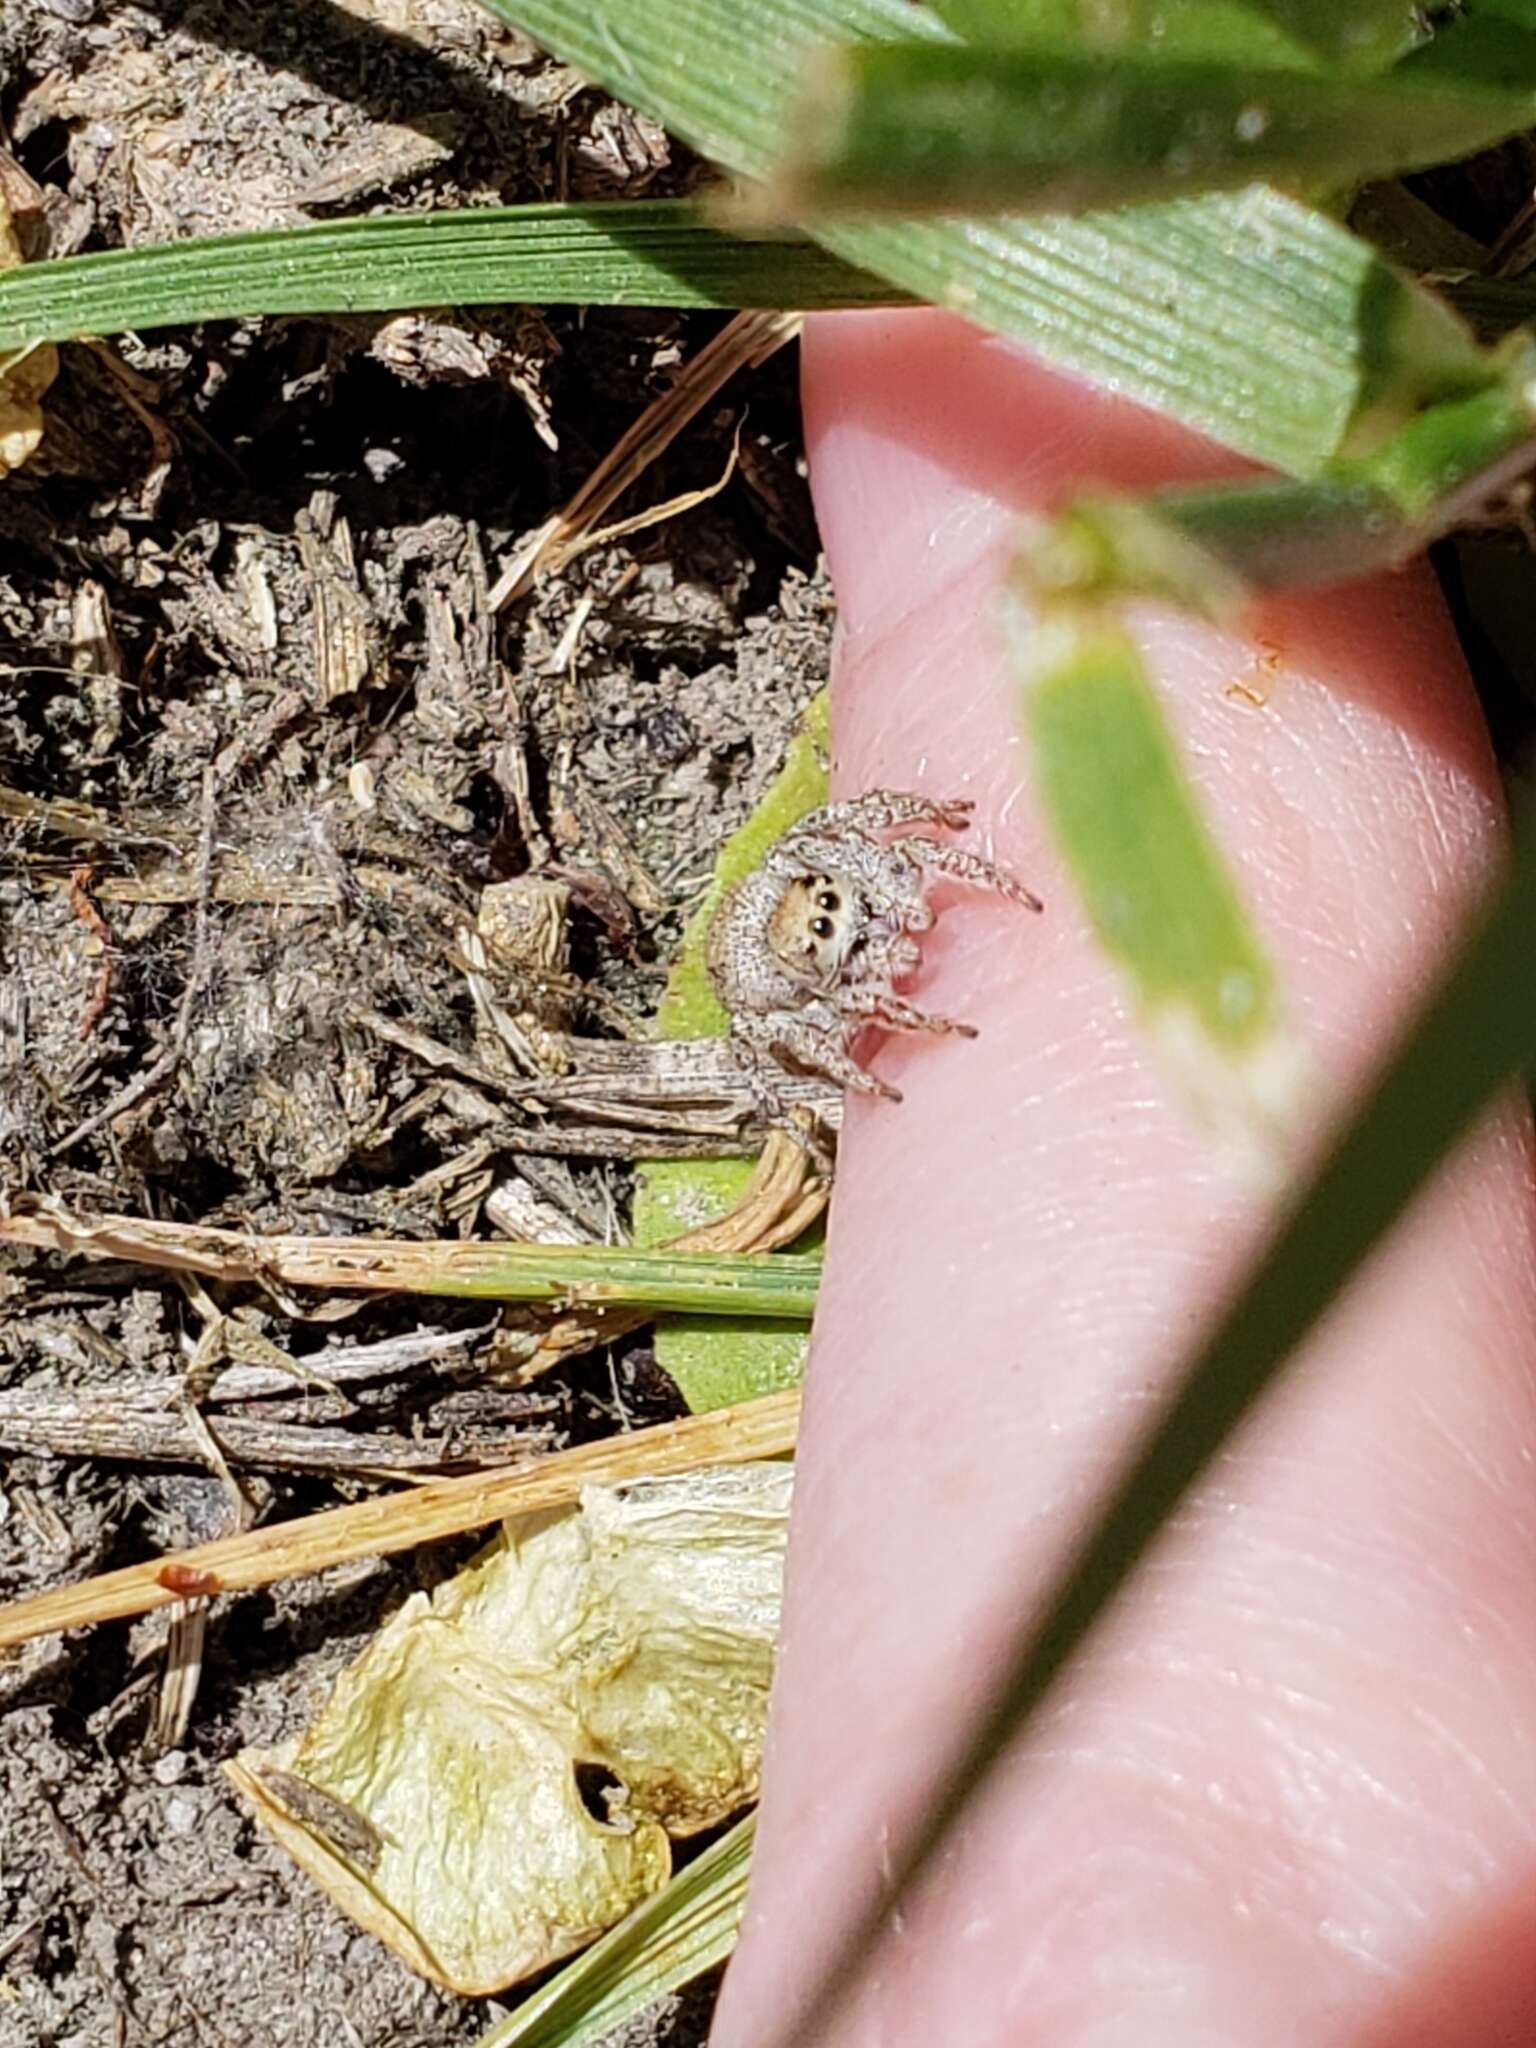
[726,1035,837,1171]
[898,837,1043,911]
[837,985,978,1038]
[765,1013,903,1103]
[861,926,923,981]
[798,791,974,836]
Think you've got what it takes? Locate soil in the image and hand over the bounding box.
[0,3,829,2042]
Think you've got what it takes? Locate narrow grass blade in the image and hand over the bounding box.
[1009,612,1300,1171]
[0,202,904,355]
[478,1813,755,2048]
[1031,368,1536,605]
[775,45,1536,215]
[489,0,1495,474]
[762,792,1536,2047]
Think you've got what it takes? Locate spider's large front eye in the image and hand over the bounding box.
[810,915,834,940]
[816,888,840,912]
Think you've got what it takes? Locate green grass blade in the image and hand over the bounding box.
[1394,0,1536,88]
[766,796,1536,2048]
[1009,613,1299,1169]
[777,45,1536,214]
[307,1242,821,1315]
[1006,365,1536,1159]
[927,0,1325,64]
[477,1812,755,2048]
[1032,369,1536,601]
[6,1216,824,1318]
[0,202,904,354]
[415,1243,822,1315]
[930,0,1420,62]
[487,0,1494,474]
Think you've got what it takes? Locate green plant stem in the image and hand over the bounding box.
[0,1210,821,1318]
[1032,371,1536,609]
[409,1243,823,1314]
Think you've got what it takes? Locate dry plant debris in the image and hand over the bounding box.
[0,1388,800,1650]
[0,187,55,477]
[0,3,835,2040]
[229,1462,790,1994]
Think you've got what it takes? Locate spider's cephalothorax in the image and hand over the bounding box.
[705,790,1041,1140]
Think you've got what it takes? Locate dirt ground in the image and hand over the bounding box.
[0,3,829,2042]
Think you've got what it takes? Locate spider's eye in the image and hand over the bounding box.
[816,889,840,912]
[809,915,834,941]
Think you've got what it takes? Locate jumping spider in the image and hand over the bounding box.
[706,790,1041,1143]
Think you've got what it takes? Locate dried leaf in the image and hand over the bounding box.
[0,193,55,476]
[229,1463,790,1994]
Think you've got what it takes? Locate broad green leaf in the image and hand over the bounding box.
[767,788,1536,2048]
[776,45,1536,214]
[633,697,830,1413]
[0,203,904,356]
[487,0,1496,474]
[479,1812,755,2048]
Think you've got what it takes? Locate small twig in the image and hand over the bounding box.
[0,1390,556,1476]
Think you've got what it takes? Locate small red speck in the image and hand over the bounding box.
[157,1563,221,1595]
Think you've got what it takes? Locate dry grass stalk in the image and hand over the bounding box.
[0,1387,801,1650]
[671,1129,828,1255]
[489,309,801,608]
[0,1200,819,1311]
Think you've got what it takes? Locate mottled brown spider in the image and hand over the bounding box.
[705,790,1041,1138]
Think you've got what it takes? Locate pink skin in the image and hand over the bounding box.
[709,311,1536,2048]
